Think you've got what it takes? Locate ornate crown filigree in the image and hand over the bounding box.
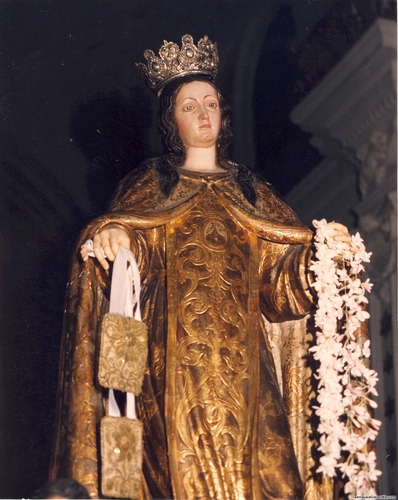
[136,35,219,96]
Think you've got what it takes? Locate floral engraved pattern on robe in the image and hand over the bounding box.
[171,191,252,499]
[50,163,324,500]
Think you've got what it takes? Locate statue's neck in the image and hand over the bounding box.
[181,145,224,173]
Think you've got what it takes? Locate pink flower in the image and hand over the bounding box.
[361,279,373,293]
[362,340,371,358]
[311,220,381,495]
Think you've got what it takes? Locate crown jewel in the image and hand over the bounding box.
[136,35,219,96]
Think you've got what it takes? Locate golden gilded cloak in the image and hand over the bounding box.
[50,165,329,499]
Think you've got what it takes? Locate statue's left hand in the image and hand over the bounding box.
[321,222,352,246]
[315,221,358,258]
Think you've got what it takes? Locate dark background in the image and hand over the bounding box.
[0,0,394,497]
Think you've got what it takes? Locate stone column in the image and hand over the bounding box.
[289,18,397,494]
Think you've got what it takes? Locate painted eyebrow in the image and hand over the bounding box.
[178,94,218,104]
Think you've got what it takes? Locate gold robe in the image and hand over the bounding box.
[50,165,328,499]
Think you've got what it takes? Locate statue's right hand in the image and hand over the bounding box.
[80,225,131,270]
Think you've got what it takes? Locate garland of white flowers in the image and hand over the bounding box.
[310,219,382,498]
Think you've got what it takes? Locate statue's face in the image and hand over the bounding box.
[174,80,221,149]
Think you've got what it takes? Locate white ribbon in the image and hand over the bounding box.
[83,240,140,420]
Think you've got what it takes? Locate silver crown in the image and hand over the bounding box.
[136,35,218,96]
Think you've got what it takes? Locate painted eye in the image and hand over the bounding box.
[208,102,217,108]
[183,105,194,111]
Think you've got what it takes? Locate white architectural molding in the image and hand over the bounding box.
[290,18,396,153]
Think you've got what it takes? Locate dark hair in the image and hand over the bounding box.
[32,478,90,499]
[155,74,257,204]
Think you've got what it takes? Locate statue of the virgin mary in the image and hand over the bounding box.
[50,34,355,499]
